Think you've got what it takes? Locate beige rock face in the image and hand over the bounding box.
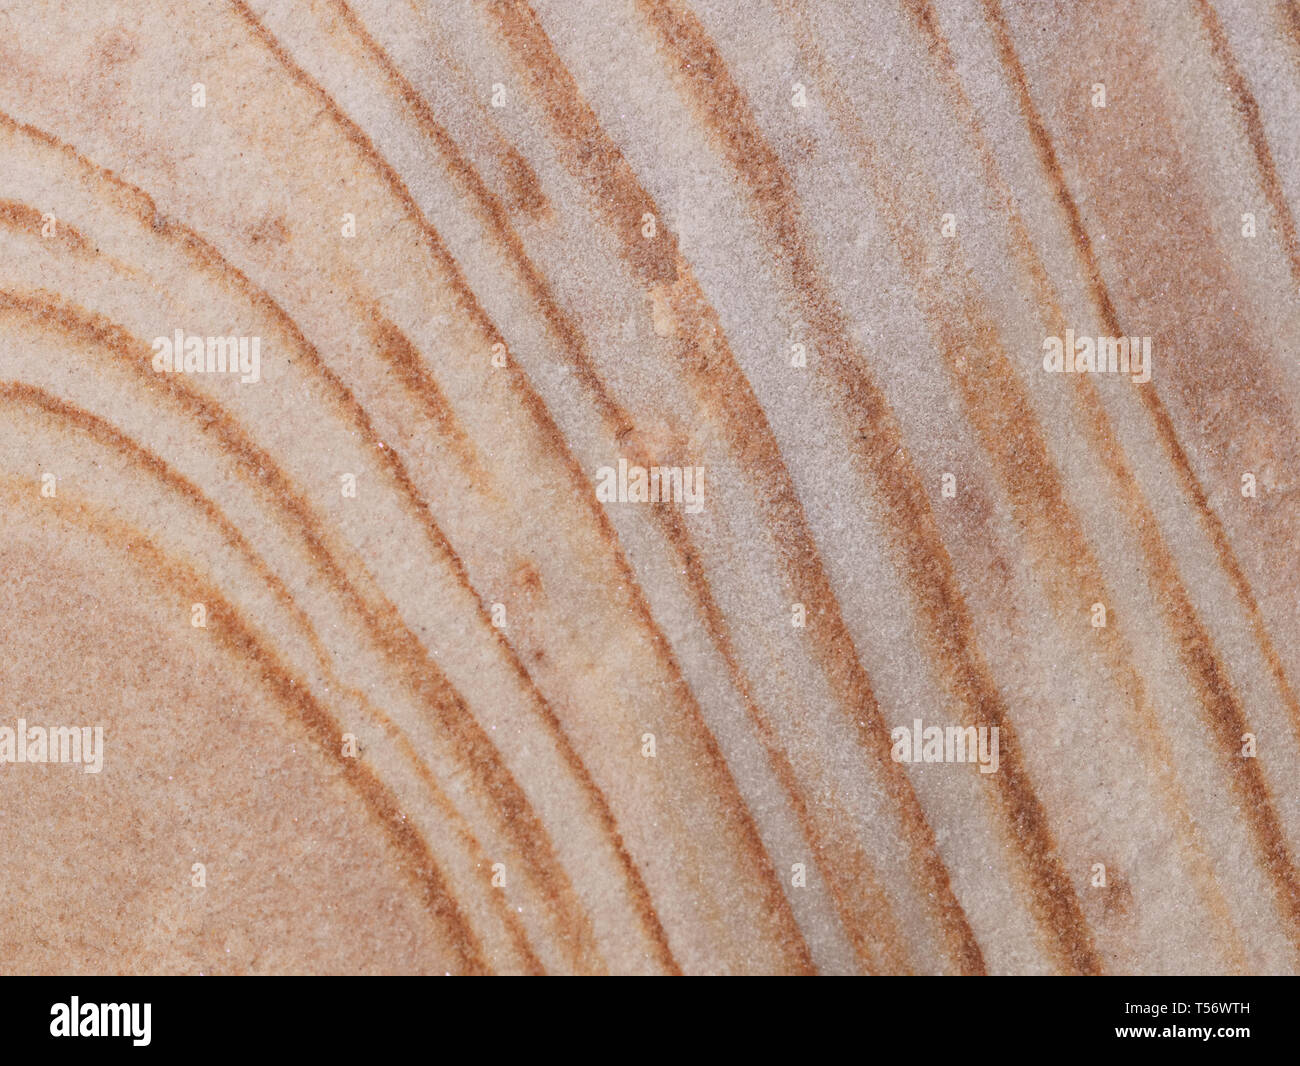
[0,0,1298,974]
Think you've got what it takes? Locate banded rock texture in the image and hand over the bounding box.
[1,0,1299,975]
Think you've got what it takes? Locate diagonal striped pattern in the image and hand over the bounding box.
[0,0,1298,974]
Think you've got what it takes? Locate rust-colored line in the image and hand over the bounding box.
[330,0,633,439]
[0,285,601,972]
[656,503,911,973]
[0,379,544,973]
[364,305,492,485]
[979,2,1300,755]
[0,198,93,257]
[388,0,553,223]
[0,197,142,278]
[1,93,682,973]
[476,0,991,971]
[887,0,1250,971]
[1282,0,1300,59]
[0,475,489,974]
[1115,429,1300,953]
[225,0,813,971]
[632,0,1101,973]
[354,294,695,972]
[481,0,984,974]
[779,0,1249,971]
[1194,0,1300,288]
[223,2,692,972]
[982,0,1300,955]
[1,93,641,969]
[329,0,921,973]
